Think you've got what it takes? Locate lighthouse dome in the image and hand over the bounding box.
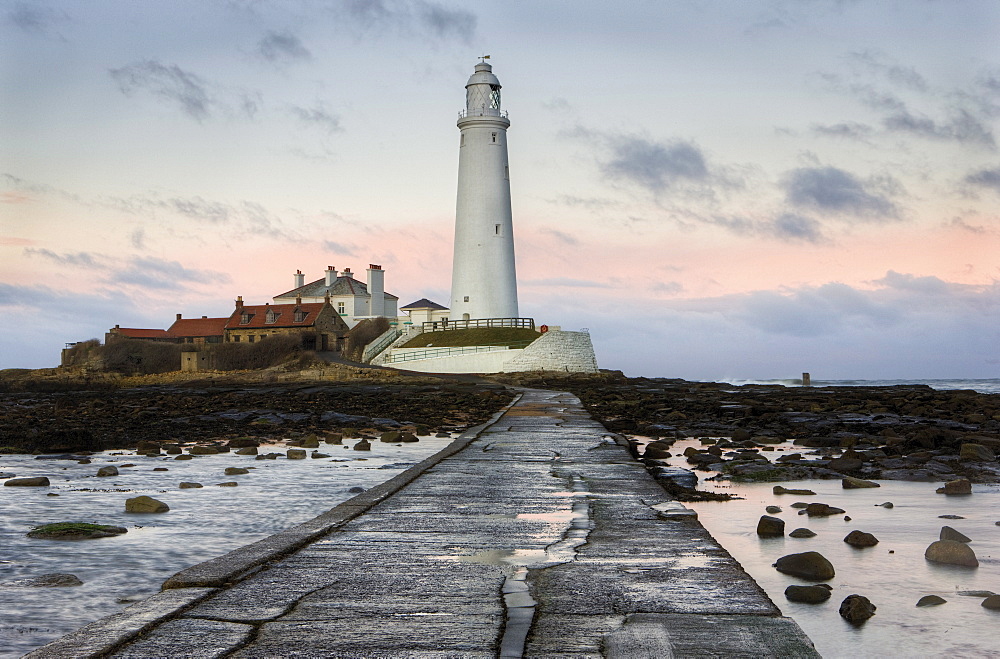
[466,62,501,88]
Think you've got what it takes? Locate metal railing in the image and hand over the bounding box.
[421,317,535,332]
[458,108,509,120]
[361,327,402,363]
[384,340,535,364]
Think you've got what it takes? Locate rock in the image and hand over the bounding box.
[801,503,846,517]
[844,530,879,547]
[125,495,169,513]
[2,573,84,588]
[843,476,879,489]
[164,446,183,455]
[324,433,343,445]
[757,515,785,537]
[877,502,894,508]
[301,434,320,448]
[957,590,995,597]
[960,443,995,461]
[785,584,832,603]
[216,482,239,487]
[310,452,331,459]
[774,551,835,580]
[380,431,401,443]
[174,454,193,461]
[27,523,127,540]
[924,540,978,567]
[188,446,218,455]
[353,439,371,451]
[765,505,782,514]
[77,459,91,464]
[982,595,1000,610]
[732,428,751,442]
[827,457,864,472]
[789,528,817,538]
[0,472,15,479]
[916,595,947,607]
[153,467,169,472]
[286,449,307,460]
[790,502,809,508]
[136,441,161,453]
[227,438,259,448]
[179,482,203,488]
[96,466,118,477]
[643,445,672,459]
[839,594,876,623]
[347,486,365,493]
[399,432,419,443]
[940,526,971,543]
[936,478,972,495]
[939,514,964,519]
[234,447,258,456]
[224,467,249,475]
[773,486,816,495]
[4,477,49,487]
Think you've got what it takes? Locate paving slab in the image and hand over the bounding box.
[29,388,818,658]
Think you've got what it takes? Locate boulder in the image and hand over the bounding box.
[216,482,239,487]
[982,595,1000,610]
[789,528,817,538]
[96,466,118,477]
[179,482,203,488]
[4,477,49,487]
[774,551,835,580]
[379,431,401,443]
[936,478,972,495]
[925,540,978,567]
[773,486,816,495]
[353,439,371,451]
[188,446,218,455]
[174,455,194,461]
[844,530,879,548]
[153,467,169,472]
[125,495,169,513]
[827,457,864,472]
[347,486,365,493]
[311,452,331,459]
[164,446,183,455]
[286,449,307,460]
[960,443,995,462]
[136,441,161,453]
[916,595,947,607]
[224,467,249,475]
[756,515,785,537]
[842,476,879,489]
[877,502,894,508]
[939,514,964,519]
[839,594,876,624]
[324,433,343,445]
[27,523,127,540]
[227,438,259,448]
[765,505,782,514]
[802,503,846,517]
[785,584,832,603]
[940,526,971,543]
[234,447,258,456]
[399,433,419,443]
[2,573,84,588]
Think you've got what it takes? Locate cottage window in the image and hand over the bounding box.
[239,313,252,325]
[265,310,278,324]
[337,302,345,314]
[294,310,307,323]
[232,335,240,342]
[248,335,255,343]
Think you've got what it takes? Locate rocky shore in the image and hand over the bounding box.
[499,372,1000,485]
[0,370,512,454]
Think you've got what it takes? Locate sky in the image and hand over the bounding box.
[2,0,999,380]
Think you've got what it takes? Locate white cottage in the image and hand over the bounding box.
[273,265,399,328]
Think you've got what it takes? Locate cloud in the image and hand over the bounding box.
[110,257,230,291]
[336,0,476,41]
[418,2,475,40]
[874,270,954,297]
[0,236,35,246]
[964,166,1000,194]
[602,136,708,193]
[539,228,578,246]
[257,30,311,62]
[883,108,995,148]
[323,240,358,254]
[651,281,683,295]
[767,213,826,243]
[24,248,106,269]
[848,51,928,93]
[522,277,612,288]
[5,2,68,33]
[130,228,146,249]
[289,103,342,133]
[783,166,899,219]
[109,60,213,121]
[811,122,874,140]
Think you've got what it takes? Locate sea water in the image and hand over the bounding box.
[0,436,455,658]
[660,437,1000,658]
[718,378,1000,395]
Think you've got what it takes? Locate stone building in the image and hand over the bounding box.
[224,296,349,352]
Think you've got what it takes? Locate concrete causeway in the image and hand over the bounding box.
[29,389,819,658]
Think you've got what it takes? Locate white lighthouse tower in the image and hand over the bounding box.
[449,59,518,321]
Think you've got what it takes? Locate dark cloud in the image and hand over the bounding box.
[323,240,357,254]
[109,60,212,121]
[110,257,230,291]
[783,166,898,219]
[849,51,928,92]
[418,2,475,40]
[811,122,874,140]
[166,196,231,223]
[964,166,1000,193]
[290,104,342,133]
[883,108,995,148]
[338,0,475,41]
[23,248,104,268]
[539,228,578,246]
[874,270,952,296]
[602,137,708,193]
[768,213,826,243]
[5,2,68,33]
[257,30,311,62]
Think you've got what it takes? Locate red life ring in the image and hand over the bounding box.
[540,325,549,333]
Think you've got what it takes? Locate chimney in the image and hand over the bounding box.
[294,269,305,288]
[367,264,385,318]
[342,267,352,278]
[202,315,207,319]
[296,295,302,305]
[235,296,244,311]
[176,313,182,321]
[325,266,337,286]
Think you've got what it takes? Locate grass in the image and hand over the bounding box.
[401,327,540,349]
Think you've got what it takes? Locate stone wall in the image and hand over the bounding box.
[502,330,598,373]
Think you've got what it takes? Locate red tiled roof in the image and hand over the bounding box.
[114,328,169,339]
[167,317,229,338]
[225,303,326,330]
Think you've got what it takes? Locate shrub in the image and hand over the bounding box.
[214,334,302,371]
[62,339,100,367]
[343,318,390,361]
[100,340,182,375]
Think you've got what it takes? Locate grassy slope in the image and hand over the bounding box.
[400,327,540,349]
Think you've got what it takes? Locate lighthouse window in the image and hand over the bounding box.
[495,224,501,235]
[460,134,465,146]
[491,132,497,143]
[489,85,501,109]
[504,165,509,179]
[463,296,470,302]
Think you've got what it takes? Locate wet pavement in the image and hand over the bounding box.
[28,389,818,658]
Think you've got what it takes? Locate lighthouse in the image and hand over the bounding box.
[449,59,519,321]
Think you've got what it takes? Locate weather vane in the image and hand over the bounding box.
[479,54,491,62]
